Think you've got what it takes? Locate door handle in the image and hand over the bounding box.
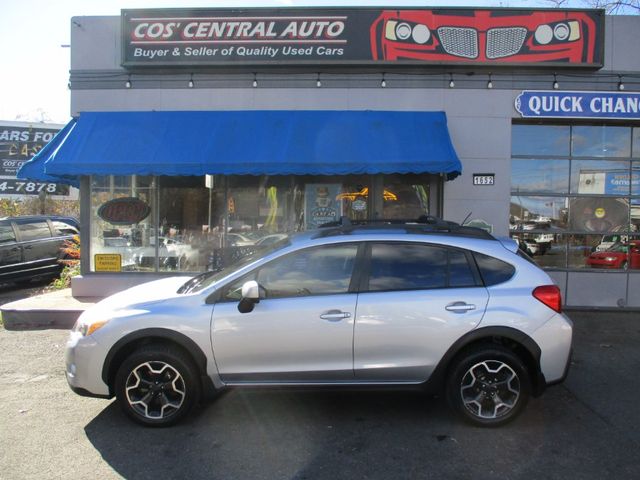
[445,302,476,313]
[320,310,351,321]
[24,245,33,250]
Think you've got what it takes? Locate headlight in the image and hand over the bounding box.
[75,319,109,336]
[604,257,617,262]
[535,21,580,45]
[553,23,570,41]
[385,20,431,44]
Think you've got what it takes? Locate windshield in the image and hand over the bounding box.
[177,237,291,294]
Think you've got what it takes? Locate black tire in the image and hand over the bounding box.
[446,345,531,427]
[114,344,201,427]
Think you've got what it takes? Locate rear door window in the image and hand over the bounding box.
[16,221,51,242]
[365,243,479,292]
[0,222,16,243]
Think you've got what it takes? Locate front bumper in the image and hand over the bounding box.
[65,331,112,398]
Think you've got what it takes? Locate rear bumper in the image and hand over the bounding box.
[531,312,573,385]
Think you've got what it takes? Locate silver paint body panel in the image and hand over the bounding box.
[65,230,573,397]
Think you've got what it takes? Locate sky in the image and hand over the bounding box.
[0,0,593,125]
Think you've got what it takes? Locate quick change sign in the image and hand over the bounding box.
[515,91,640,120]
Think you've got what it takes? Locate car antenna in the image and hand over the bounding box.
[461,212,472,225]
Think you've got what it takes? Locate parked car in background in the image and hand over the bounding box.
[66,217,572,428]
[594,234,627,252]
[0,215,79,283]
[586,241,640,270]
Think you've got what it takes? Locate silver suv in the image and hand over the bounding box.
[66,217,572,427]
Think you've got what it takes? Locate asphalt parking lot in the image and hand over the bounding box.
[1,310,639,480]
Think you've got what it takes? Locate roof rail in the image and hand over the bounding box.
[314,216,495,240]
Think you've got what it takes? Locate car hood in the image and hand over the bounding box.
[80,276,191,317]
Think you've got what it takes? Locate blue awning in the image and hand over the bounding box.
[18,110,461,185]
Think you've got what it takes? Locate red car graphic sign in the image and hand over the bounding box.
[370,9,601,65]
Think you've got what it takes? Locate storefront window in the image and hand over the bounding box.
[511,159,569,194]
[382,174,431,219]
[511,124,638,271]
[512,125,570,156]
[89,173,440,273]
[90,175,155,272]
[509,195,568,229]
[572,126,631,158]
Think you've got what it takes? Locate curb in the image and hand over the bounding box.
[2,309,82,331]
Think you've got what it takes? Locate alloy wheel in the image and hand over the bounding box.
[124,361,185,420]
[460,360,520,420]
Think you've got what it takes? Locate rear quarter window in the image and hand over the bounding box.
[473,252,515,286]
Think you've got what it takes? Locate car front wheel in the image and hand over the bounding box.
[115,344,201,427]
[446,345,531,427]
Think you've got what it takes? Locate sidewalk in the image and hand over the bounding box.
[0,289,100,331]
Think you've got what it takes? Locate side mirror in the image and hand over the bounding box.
[238,280,261,313]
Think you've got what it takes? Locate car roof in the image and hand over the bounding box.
[1,215,79,226]
[310,216,496,241]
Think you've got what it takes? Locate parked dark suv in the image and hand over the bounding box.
[0,215,79,284]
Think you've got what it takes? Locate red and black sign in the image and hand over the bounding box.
[97,197,151,225]
[122,8,604,68]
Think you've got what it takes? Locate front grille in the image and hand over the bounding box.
[486,27,527,59]
[437,27,478,59]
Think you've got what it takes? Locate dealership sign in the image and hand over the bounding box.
[122,8,603,67]
[515,91,640,119]
[0,124,70,198]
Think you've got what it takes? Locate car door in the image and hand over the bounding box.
[353,242,489,382]
[211,242,361,383]
[14,219,58,272]
[0,220,22,278]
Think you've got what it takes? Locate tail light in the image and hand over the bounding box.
[533,285,562,313]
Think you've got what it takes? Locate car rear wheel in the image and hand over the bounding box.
[115,344,201,427]
[446,345,531,427]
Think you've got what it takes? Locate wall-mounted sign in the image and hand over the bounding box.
[515,91,640,119]
[97,197,151,225]
[94,254,122,272]
[0,123,70,199]
[473,174,495,186]
[122,8,603,68]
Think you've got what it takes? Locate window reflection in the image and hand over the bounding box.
[90,175,155,272]
[572,126,631,158]
[512,125,570,156]
[511,159,569,193]
[509,196,568,230]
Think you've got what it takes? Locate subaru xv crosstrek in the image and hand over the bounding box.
[66,217,572,427]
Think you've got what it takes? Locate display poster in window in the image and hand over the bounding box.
[305,184,342,229]
[0,122,73,200]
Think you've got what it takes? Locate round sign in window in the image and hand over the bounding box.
[352,199,367,211]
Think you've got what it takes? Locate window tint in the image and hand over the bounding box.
[473,252,515,286]
[256,244,358,299]
[0,223,16,243]
[17,221,51,241]
[368,243,474,291]
[449,249,477,287]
